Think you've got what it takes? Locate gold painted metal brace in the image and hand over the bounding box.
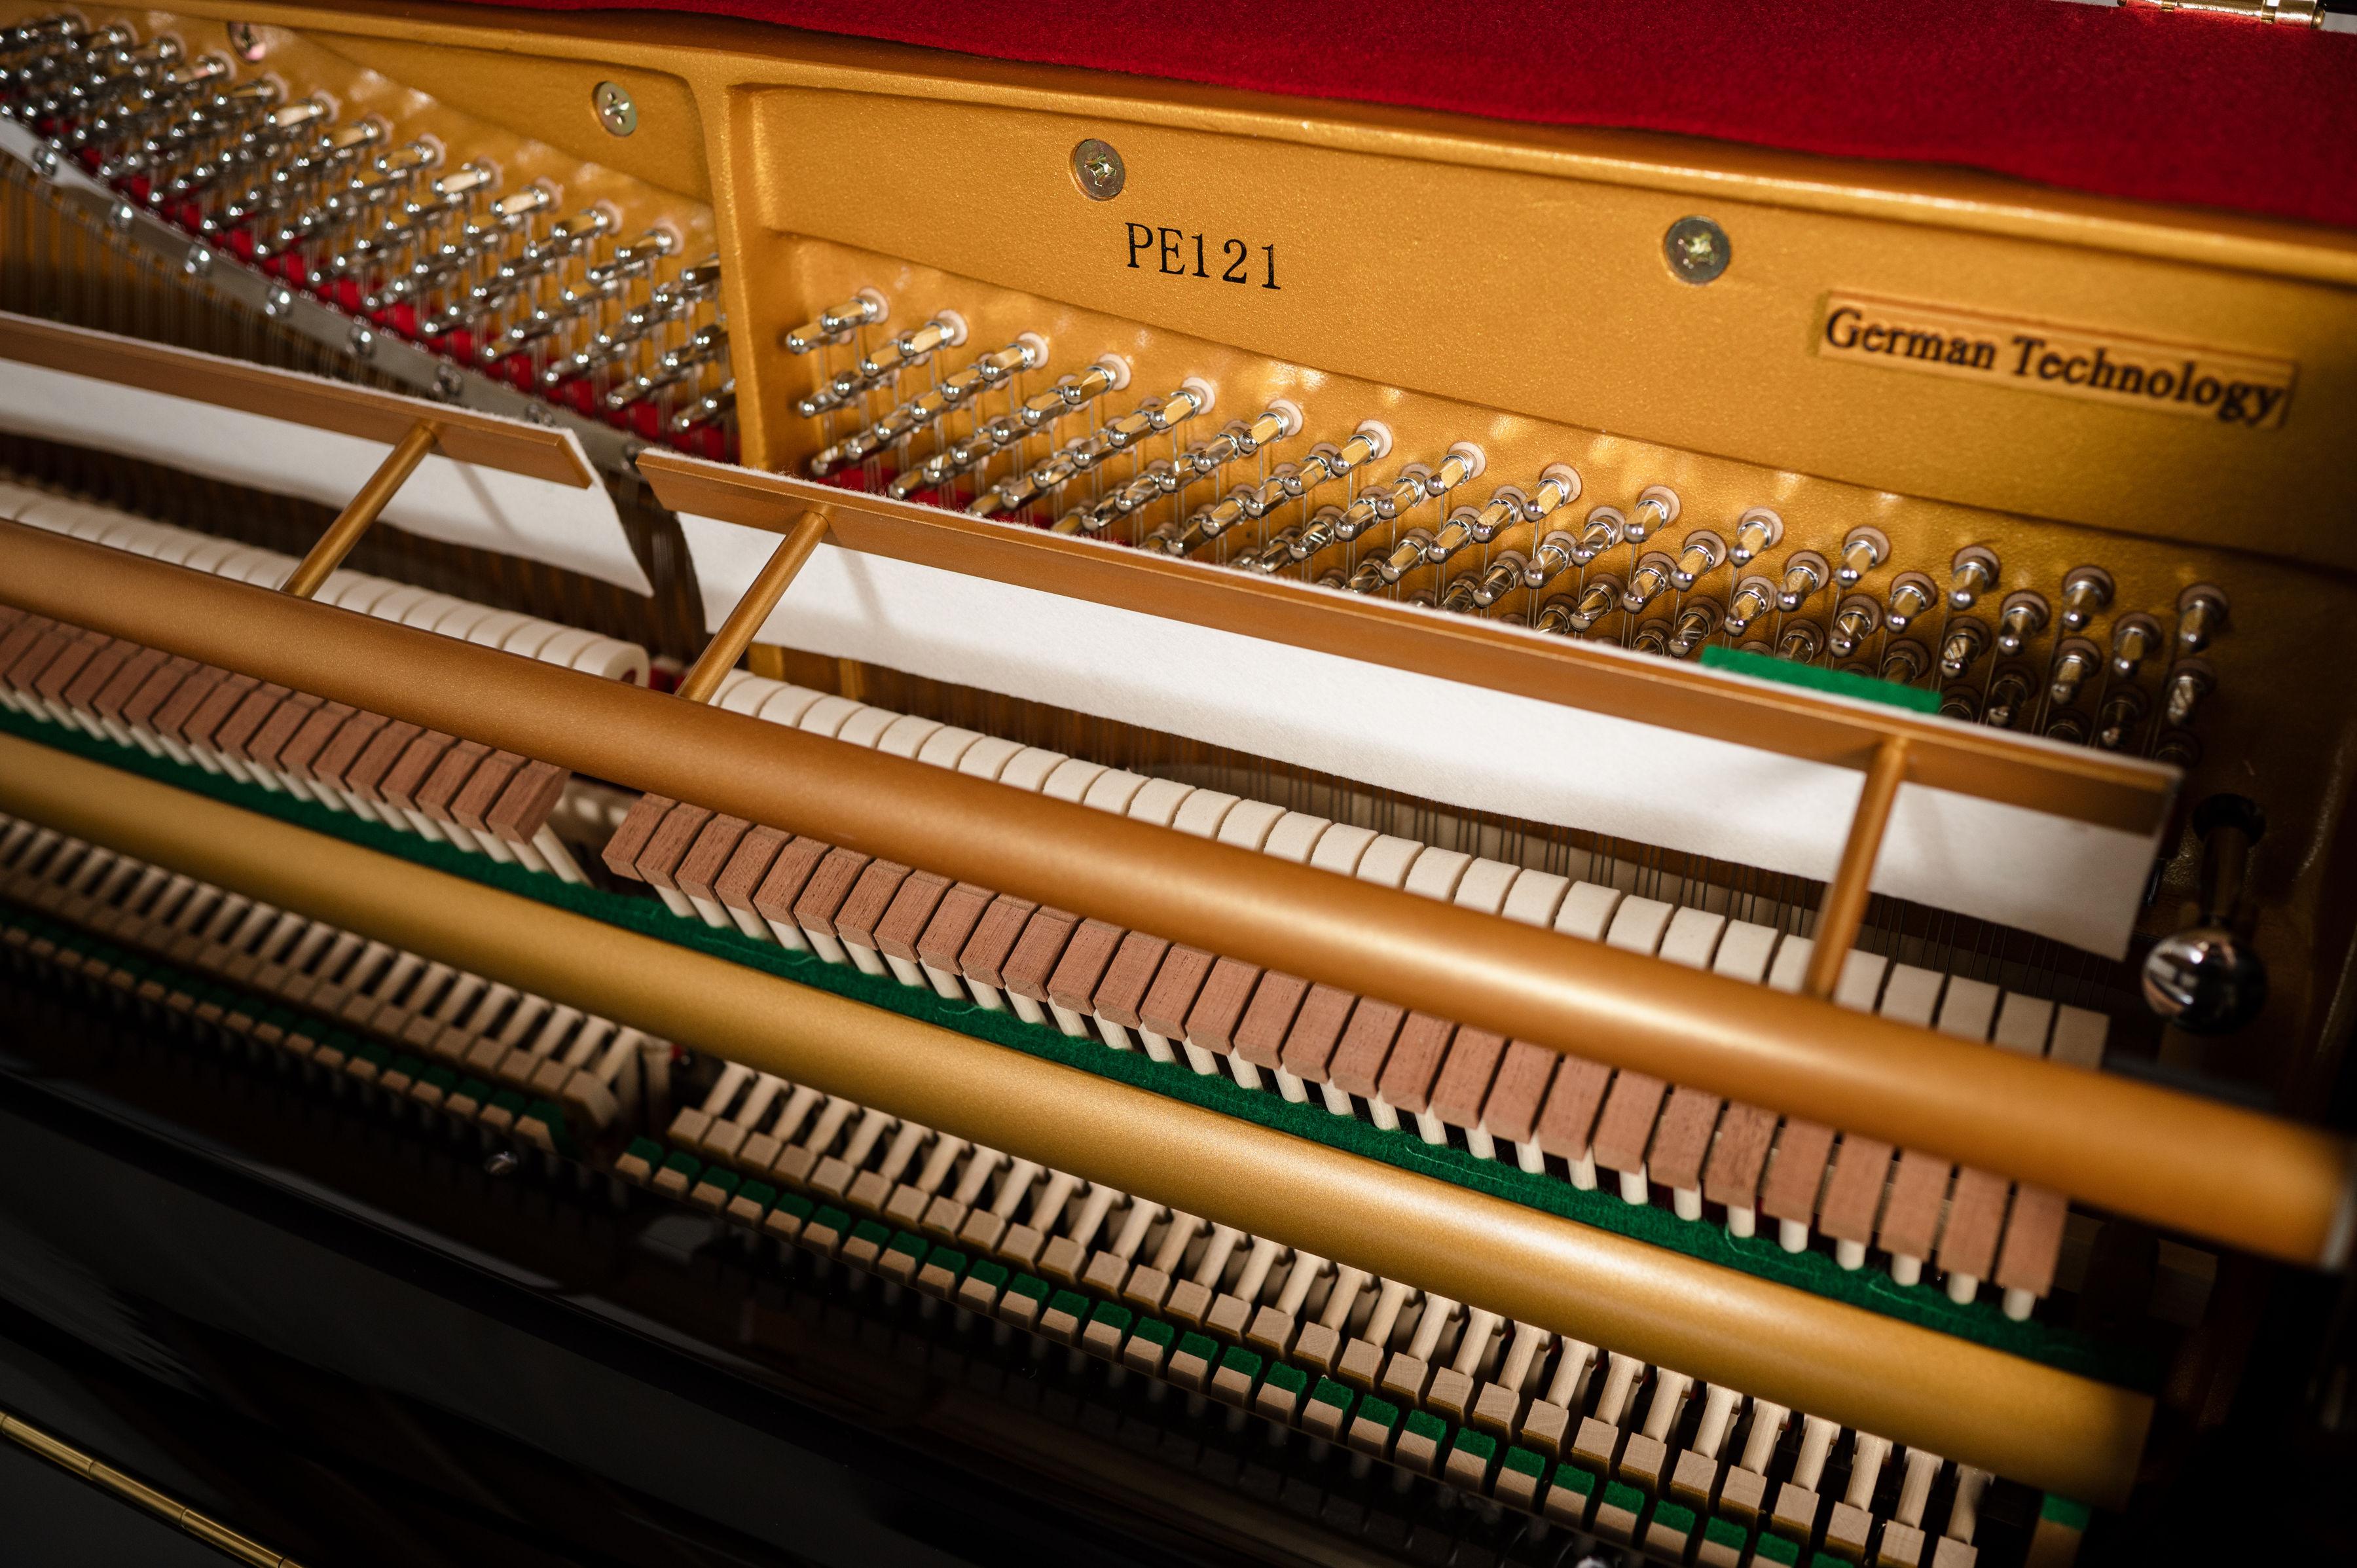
[279,420,439,599]
[1804,735,1913,1000]
[676,510,830,702]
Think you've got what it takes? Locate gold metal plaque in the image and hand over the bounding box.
[1818,294,2295,429]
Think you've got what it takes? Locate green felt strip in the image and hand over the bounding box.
[1130,1316,1174,1347]
[1751,1533,1800,1565]
[1086,1300,1131,1332]
[1550,1463,1598,1497]
[1704,1515,1746,1548]
[739,1180,778,1208]
[1501,1446,1544,1478]
[1403,1408,1446,1442]
[2040,1493,2092,1530]
[1218,1346,1264,1379]
[1262,1362,1307,1396]
[1602,1481,1645,1515]
[849,1218,891,1247]
[0,707,2149,1387]
[1450,1428,1496,1461]
[1650,1501,1696,1535]
[1699,644,1943,713]
[1309,1376,1353,1412]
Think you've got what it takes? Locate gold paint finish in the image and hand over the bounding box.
[16,1,2357,1088]
[676,509,830,701]
[2,523,2348,1273]
[0,312,591,487]
[639,454,2172,835]
[280,419,439,598]
[0,734,2156,1508]
[1804,735,1912,1000]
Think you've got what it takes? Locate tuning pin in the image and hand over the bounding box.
[2058,566,2114,632]
[1936,618,1988,680]
[2164,659,2215,727]
[1631,620,1672,657]
[1626,484,1679,543]
[1471,552,1527,607]
[1567,576,1623,634]
[2048,638,2100,708]
[1940,687,1981,722]
[1880,640,1929,684]
[1994,590,2049,657]
[1946,547,2000,610]
[1835,526,1890,587]
[784,289,886,354]
[1724,575,1776,636]
[1777,621,1824,664]
[1668,601,1723,658]
[2175,583,2229,654]
[1524,532,1578,592]
[1982,669,2032,731]
[1826,594,1882,659]
[1572,507,1625,565]
[1533,594,1580,636]
[2109,613,2162,680]
[2153,730,2203,771]
[2045,711,2091,745]
[1621,553,1677,614]
[1669,530,1727,591]
[1439,572,1482,613]
[1727,506,1783,566]
[1523,464,1582,520]
[2096,688,2148,752]
[1884,572,1937,633]
[1776,551,1830,614]
[1349,528,1436,593]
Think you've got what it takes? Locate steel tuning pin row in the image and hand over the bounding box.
[974,382,1213,521]
[1,16,734,455]
[1169,420,1386,558]
[806,337,1046,478]
[886,356,1130,501]
[1075,404,1296,540]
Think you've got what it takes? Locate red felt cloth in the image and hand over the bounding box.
[452,0,2357,230]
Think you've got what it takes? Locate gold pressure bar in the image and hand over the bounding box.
[0,520,2348,1272]
[0,732,2153,1508]
[279,420,439,599]
[1804,735,1910,1001]
[676,511,829,703]
[0,311,594,488]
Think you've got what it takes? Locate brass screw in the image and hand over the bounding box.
[1663,215,1730,285]
[227,21,265,62]
[1071,137,1125,201]
[593,80,638,137]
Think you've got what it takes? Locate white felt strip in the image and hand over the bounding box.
[0,361,651,595]
[680,513,2161,957]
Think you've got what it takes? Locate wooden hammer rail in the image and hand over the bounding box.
[0,518,2350,1273]
[0,731,2154,1508]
